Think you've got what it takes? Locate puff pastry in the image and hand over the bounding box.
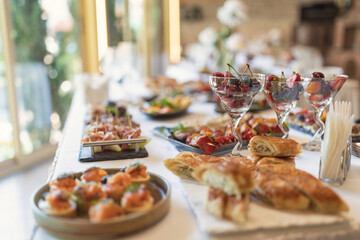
[206,187,249,224]
[164,151,225,180]
[249,136,302,157]
[251,170,310,210]
[221,156,254,168]
[192,161,254,195]
[255,165,349,213]
[255,156,295,167]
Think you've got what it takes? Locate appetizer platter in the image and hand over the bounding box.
[154,113,283,155]
[163,136,349,234]
[80,102,150,162]
[140,95,191,118]
[32,166,171,238]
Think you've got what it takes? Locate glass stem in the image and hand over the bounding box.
[231,117,243,156]
[276,111,290,138]
[312,108,325,142]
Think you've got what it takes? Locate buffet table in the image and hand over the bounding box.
[34,91,360,240]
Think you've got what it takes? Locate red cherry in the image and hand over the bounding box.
[330,76,346,90]
[286,72,301,88]
[211,72,224,77]
[312,72,325,78]
[265,74,279,90]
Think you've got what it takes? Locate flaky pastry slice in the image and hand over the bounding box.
[164,157,202,181]
[251,170,310,210]
[249,136,302,157]
[221,156,254,168]
[192,161,254,195]
[255,156,295,167]
[206,187,250,224]
[256,165,349,213]
[164,151,225,181]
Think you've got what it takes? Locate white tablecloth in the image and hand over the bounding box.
[34,91,360,240]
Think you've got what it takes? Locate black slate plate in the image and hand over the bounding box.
[141,106,189,119]
[79,146,148,162]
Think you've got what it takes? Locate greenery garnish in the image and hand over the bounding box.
[125,184,140,192]
[128,162,143,169]
[172,122,185,133]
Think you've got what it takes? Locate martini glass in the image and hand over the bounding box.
[209,73,265,156]
[303,75,348,151]
[263,77,310,138]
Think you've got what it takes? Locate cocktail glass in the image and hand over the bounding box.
[263,78,310,138]
[303,75,348,151]
[209,73,265,156]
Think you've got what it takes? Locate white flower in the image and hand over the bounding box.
[225,33,245,52]
[217,0,247,28]
[198,27,218,46]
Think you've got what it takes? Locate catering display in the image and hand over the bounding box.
[140,95,191,118]
[32,166,171,237]
[302,73,348,151]
[80,103,150,162]
[209,64,265,156]
[164,136,349,234]
[155,113,283,155]
[263,72,310,138]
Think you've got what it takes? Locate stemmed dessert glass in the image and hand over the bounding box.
[302,74,348,151]
[263,74,310,138]
[209,68,265,156]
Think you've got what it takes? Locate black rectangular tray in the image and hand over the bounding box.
[79,145,148,162]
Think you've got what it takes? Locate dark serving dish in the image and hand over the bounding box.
[140,106,190,119]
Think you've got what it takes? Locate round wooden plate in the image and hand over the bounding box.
[32,169,171,239]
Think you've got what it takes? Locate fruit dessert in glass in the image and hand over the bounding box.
[263,72,310,138]
[209,64,265,156]
[302,72,348,151]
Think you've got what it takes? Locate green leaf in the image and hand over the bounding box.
[128,162,144,169]
[172,122,185,133]
[125,184,140,192]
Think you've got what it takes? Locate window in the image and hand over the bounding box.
[0,0,82,173]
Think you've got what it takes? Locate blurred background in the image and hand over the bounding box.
[0,0,359,176]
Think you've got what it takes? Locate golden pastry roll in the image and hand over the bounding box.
[255,165,349,213]
[249,136,302,157]
[251,170,310,210]
[164,151,225,181]
[192,161,254,195]
[255,156,295,168]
